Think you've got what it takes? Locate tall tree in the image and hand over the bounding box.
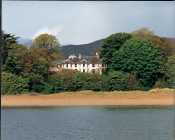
[100,33,132,71]
[1,31,18,64]
[32,33,60,50]
[4,44,28,74]
[132,28,172,56]
[112,37,165,88]
[32,33,61,63]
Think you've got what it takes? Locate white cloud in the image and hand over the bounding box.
[32,25,63,39]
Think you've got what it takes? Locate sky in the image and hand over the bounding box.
[2,1,175,45]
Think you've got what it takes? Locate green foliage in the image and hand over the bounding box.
[32,34,61,61]
[21,73,47,92]
[112,37,165,88]
[47,73,64,92]
[166,55,175,88]
[2,72,29,94]
[100,33,132,68]
[71,72,101,91]
[2,30,174,94]
[32,33,60,49]
[132,28,173,56]
[4,44,28,74]
[1,32,17,64]
[47,71,102,91]
[100,71,129,91]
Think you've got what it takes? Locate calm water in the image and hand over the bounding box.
[1,107,175,140]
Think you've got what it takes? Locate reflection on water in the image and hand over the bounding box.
[1,107,175,140]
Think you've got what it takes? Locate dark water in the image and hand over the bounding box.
[1,107,175,140]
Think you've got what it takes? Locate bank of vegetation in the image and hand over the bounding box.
[1,28,175,94]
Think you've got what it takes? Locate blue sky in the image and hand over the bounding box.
[2,1,175,45]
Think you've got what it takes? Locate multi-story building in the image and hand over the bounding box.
[50,53,107,74]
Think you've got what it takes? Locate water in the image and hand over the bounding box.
[1,107,175,140]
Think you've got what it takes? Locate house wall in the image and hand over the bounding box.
[50,63,106,74]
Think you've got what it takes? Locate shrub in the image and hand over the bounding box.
[101,71,129,91]
[1,72,29,94]
[47,71,102,92]
[166,55,175,88]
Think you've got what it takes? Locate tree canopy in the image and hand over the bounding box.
[32,33,60,49]
[1,32,18,64]
[32,33,61,62]
[100,33,132,70]
[111,37,166,88]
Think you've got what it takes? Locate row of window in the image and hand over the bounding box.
[65,64,96,68]
[74,69,95,73]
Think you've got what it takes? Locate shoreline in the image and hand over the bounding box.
[1,89,175,108]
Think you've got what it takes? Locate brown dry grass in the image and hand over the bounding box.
[1,88,175,107]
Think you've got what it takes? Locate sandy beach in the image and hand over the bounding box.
[1,89,175,107]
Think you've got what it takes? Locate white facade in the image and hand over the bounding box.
[50,54,106,74]
[58,63,106,74]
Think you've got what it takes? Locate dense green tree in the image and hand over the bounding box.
[2,72,29,94]
[1,32,17,64]
[100,33,132,70]
[100,71,129,91]
[4,44,28,74]
[47,71,102,92]
[132,28,173,56]
[111,37,165,88]
[71,72,101,91]
[47,73,64,92]
[22,72,50,93]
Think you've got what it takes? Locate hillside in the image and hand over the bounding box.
[17,37,174,58]
[61,39,104,57]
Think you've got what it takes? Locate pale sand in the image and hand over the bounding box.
[1,89,175,107]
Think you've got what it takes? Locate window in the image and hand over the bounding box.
[75,64,77,67]
[66,64,68,67]
[57,64,60,68]
[83,69,85,72]
[92,64,95,67]
[83,63,85,67]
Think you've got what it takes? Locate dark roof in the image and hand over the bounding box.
[53,55,102,65]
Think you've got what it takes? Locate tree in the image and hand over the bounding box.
[132,28,172,56]
[27,47,49,77]
[101,71,129,91]
[2,72,29,94]
[112,37,165,88]
[1,32,17,64]
[4,44,28,74]
[100,33,132,70]
[32,33,60,49]
[166,55,175,88]
[32,34,62,67]
[132,27,154,36]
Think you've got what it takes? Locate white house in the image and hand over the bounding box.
[49,53,107,74]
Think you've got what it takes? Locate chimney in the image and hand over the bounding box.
[78,53,82,59]
[95,52,99,58]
